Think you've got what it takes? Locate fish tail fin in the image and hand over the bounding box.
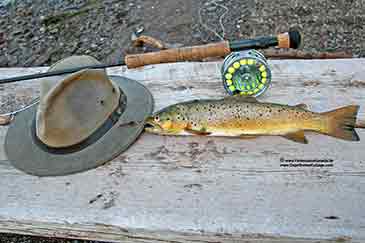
[321,105,360,141]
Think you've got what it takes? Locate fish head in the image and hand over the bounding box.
[145,107,180,134]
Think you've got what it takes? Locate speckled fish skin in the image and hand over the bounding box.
[145,96,360,144]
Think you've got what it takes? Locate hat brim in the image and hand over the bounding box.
[5,76,153,176]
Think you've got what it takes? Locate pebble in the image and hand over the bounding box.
[90,43,98,50]
[49,28,58,34]
[0,32,4,45]
[206,6,217,12]
[135,25,144,34]
[0,0,363,70]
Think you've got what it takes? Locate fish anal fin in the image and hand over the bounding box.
[295,103,308,109]
[282,131,308,144]
[184,128,211,136]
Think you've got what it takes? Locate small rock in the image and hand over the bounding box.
[116,10,128,19]
[7,55,18,66]
[90,43,98,50]
[33,52,52,66]
[0,55,8,67]
[23,31,34,39]
[0,32,5,45]
[8,48,18,55]
[206,6,217,12]
[49,28,58,34]
[135,25,144,34]
[11,29,22,36]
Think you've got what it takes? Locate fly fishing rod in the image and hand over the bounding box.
[0,30,301,84]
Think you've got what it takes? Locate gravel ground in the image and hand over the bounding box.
[0,0,365,242]
[0,0,364,68]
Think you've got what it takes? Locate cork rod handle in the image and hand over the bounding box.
[125,41,231,68]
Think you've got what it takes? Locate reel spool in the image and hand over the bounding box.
[221,50,271,97]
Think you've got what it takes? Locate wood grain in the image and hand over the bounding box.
[0,59,365,242]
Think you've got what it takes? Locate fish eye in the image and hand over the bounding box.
[154,116,160,122]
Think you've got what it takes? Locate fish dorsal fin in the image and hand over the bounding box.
[224,95,259,103]
[282,131,308,144]
[295,103,308,109]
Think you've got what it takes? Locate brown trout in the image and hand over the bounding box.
[144,96,360,144]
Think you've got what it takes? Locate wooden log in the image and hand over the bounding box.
[0,59,365,242]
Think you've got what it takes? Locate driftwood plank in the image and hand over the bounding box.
[0,59,365,242]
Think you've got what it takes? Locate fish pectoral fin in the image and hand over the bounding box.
[295,103,308,109]
[282,131,308,144]
[184,128,211,136]
[238,134,258,139]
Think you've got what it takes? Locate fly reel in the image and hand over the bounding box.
[221,50,271,97]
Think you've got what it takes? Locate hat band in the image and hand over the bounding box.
[31,89,127,154]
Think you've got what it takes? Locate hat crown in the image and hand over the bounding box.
[36,56,121,148]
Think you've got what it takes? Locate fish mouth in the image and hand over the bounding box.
[144,121,161,131]
[144,122,155,129]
